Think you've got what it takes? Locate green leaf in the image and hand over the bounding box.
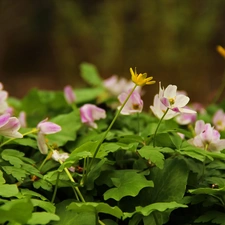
[19,189,47,200]
[80,62,102,86]
[124,201,187,218]
[52,200,96,225]
[0,170,5,184]
[0,184,19,197]
[31,199,55,213]
[2,166,28,181]
[140,158,189,205]
[67,202,123,219]
[195,210,225,224]
[0,198,33,224]
[33,179,52,191]
[104,171,154,201]
[189,186,225,195]
[139,146,165,169]
[27,212,59,224]
[48,111,82,146]
[75,87,104,104]
[86,158,107,190]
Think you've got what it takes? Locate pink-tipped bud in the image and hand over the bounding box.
[64,85,76,104]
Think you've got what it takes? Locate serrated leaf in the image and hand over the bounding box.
[124,201,187,218]
[2,166,28,181]
[195,210,225,224]
[33,179,52,191]
[48,111,82,146]
[140,158,189,205]
[104,171,153,201]
[20,189,47,200]
[0,184,18,197]
[31,199,55,213]
[0,170,5,184]
[80,62,102,86]
[27,212,59,224]
[86,158,107,190]
[0,198,33,224]
[52,200,96,225]
[67,202,123,219]
[139,146,165,169]
[189,186,225,195]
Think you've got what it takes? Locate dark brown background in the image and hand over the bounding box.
[1,0,225,107]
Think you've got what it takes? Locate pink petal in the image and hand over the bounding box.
[64,85,76,104]
[0,117,23,138]
[38,121,61,134]
[37,132,48,154]
[195,120,205,135]
[0,113,10,127]
[161,97,170,107]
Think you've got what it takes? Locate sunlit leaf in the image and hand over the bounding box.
[139,146,165,169]
[104,171,153,201]
[67,202,123,219]
[27,212,59,224]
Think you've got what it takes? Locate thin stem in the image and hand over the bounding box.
[38,151,53,172]
[0,128,38,147]
[86,84,138,174]
[58,159,85,203]
[51,172,60,203]
[153,108,169,147]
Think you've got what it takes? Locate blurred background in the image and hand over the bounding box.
[1,0,225,107]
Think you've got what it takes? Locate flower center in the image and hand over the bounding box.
[133,104,140,110]
[169,98,175,105]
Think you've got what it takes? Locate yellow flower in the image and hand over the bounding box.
[216,45,225,59]
[130,67,155,86]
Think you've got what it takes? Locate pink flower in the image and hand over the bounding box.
[0,83,9,114]
[176,107,197,125]
[189,120,225,152]
[37,119,62,154]
[103,75,142,96]
[160,84,196,114]
[150,92,178,120]
[64,85,76,104]
[150,83,178,120]
[18,111,27,128]
[118,89,143,115]
[0,113,23,138]
[212,109,225,131]
[80,104,106,129]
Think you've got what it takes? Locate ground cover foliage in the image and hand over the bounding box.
[1,62,225,225]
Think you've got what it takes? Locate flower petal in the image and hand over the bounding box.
[164,85,177,98]
[38,121,61,134]
[37,133,48,154]
[0,113,10,128]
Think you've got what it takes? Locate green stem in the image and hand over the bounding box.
[59,159,85,202]
[153,108,169,147]
[38,150,53,172]
[51,172,60,203]
[0,128,38,147]
[86,84,138,173]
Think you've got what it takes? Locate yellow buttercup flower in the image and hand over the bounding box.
[130,67,155,86]
[217,45,225,59]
